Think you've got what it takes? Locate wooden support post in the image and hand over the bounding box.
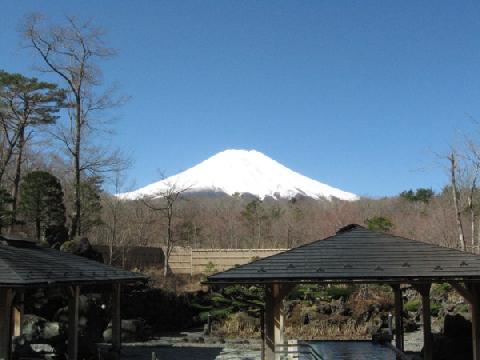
[416,284,432,360]
[264,284,293,360]
[112,283,122,356]
[469,284,480,360]
[13,292,24,337]
[0,288,14,360]
[68,286,80,360]
[260,308,265,360]
[392,284,404,352]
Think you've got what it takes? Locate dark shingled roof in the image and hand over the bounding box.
[207,224,480,284]
[0,235,146,287]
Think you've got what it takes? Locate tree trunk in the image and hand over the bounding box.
[70,96,82,239]
[10,127,25,233]
[35,218,41,241]
[450,153,466,251]
[164,207,173,278]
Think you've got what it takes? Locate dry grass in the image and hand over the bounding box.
[141,267,206,292]
[213,312,260,338]
[285,319,370,340]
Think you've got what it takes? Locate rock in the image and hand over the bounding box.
[42,322,61,340]
[31,344,56,353]
[103,319,146,343]
[22,315,62,342]
[426,333,472,360]
[443,314,472,339]
[372,329,393,344]
[317,303,332,315]
[404,318,419,332]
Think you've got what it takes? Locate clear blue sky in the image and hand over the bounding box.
[1,0,479,197]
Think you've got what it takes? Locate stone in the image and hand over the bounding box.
[404,318,419,332]
[103,318,146,343]
[443,314,471,339]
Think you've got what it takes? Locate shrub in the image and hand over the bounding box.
[432,283,452,296]
[205,261,217,274]
[430,302,442,316]
[325,286,354,300]
[457,304,470,314]
[288,285,322,301]
[404,299,421,312]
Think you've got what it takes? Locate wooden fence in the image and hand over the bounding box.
[168,247,288,275]
[95,245,288,275]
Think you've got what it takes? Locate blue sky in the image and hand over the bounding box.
[1,0,479,197]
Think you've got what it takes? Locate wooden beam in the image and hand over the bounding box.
[415,284,432,360]
[68,286,80,360]
[450,281,474,304]
[112,283,121,356]
[391,284,404,352]
[0,288,14,360]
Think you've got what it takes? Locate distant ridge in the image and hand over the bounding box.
[118,149,359,201]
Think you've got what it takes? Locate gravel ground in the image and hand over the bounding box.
[112,333,262,360]
[120,342,261,360]
[404,329,424,353]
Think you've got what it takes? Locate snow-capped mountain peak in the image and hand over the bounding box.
[118,149,359,201]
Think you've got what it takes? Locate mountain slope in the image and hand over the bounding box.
[118,149,359,201]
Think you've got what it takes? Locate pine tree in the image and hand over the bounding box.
[19,171,66,241]
[0,70,65,224]
[78,176,103,235]
[0,188,13,233]
[365,216,394,233]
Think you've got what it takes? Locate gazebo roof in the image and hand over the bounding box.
[0,234,145,287]
[207,224,480,284]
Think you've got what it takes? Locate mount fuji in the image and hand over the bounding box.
[118,149,359,201]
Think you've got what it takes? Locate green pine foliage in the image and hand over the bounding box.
[400,188,435,203]
[0,188,13,233]
[365,216,394,233]
[19,171,66,241]
[0,70,65,126]
[192,285,264,322]
[77,177,103,234]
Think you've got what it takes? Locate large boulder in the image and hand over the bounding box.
[443,313,472,339]
[427,334,472,360]
[22,315,63,343]
[103,319,147,343]
[421,314,473,360]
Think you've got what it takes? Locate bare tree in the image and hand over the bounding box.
[21,13,125,238]
[448,151,466,251]
[143,181,190,277]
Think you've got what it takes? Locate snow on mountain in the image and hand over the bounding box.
[118,149,359,201]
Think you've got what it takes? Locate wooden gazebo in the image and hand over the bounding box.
[0,234,146,360]
[207,224,480,360]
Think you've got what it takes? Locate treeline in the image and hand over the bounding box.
[92,188,461,266]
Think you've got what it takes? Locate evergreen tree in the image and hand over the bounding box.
[0,188,13,233]
[365,216,394,233]
[0,70,65,223]
[400,188,434,203]
[77,177,103,235]
[19,171,66,240]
